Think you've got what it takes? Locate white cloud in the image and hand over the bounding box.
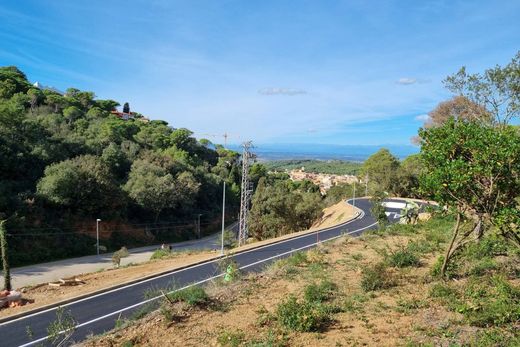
[258,88,307,96]
[415,114,429,121]
[396,77,417,85]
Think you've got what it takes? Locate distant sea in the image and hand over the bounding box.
[227,143,419,162]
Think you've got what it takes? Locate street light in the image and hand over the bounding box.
[96,219,101,256]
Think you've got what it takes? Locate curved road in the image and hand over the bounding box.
[0,197,410,346]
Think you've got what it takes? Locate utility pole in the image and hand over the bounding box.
[221,181,226,255]
[96,219,101,256]
[238,141,254,246]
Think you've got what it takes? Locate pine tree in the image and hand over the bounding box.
[123,102,130,113]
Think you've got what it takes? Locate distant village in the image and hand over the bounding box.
[287,167,359,194]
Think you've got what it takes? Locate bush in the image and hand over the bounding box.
[150,248,172,260]
[167,286,209,306]
[303,280,336,303]
[461,276,520,327]
[111,246,130,267]
[386,247,420,268]
[276,295,331,332]
[430,255,458,279]
[429,276,520,327]
[361,262,394,292]
[466,257,497,276]
[217,329,245,347]
[286,252,308,267]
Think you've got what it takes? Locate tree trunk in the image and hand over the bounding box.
[0,220,11,291]
[441,213,461,278]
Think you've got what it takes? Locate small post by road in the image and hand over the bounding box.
[353,180,356,207]
[96,218,101,256]
[221,181,226,255]
[197,214,203,239]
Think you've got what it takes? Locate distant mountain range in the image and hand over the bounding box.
[227,143,418,162]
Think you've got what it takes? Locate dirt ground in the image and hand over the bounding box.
[79,231,470,347]
[0,201,357,320]
[310,200,357,230]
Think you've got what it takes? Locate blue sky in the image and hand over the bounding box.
[1,0,519,146]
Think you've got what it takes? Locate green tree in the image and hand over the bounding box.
[123,102,130,113]
[361,148,399,194]
[37,155,123,215]
[324,183,354,205]
[444,50,520,125]
[393,154,423,198]
[63,106,83,124]
[370,192,388,230]
[27,88,44,112]
[123,159,200,221]
[419,119,520,276]
[249,177,323,240]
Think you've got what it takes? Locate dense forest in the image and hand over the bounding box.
[265,159,361,175]
[0,66,243,265]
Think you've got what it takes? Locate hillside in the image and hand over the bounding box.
[0,66,242,266]
[81,216,520,346]
[265,159,362,175]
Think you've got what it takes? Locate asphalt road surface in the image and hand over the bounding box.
[0,197,414,346]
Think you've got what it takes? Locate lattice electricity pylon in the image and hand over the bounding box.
[238,141,254,246]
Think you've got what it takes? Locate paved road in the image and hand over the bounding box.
[2,223,238,289]
[0,198,410,347]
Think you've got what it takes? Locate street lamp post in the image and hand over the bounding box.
[220,181,226,255]
[96,218,101,256]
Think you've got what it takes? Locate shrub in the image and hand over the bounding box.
[167,286,209,306]
[111,247,130,267]
[466,257,497,276]
[303,280,336,303]
[150,248,172,260]
[360,262,394,292]
[217,329,245,347]
[218,257,241,282]
[430,255,458,279]
[275,295,331,332]
[386,247,420,268]
[222,229,237,249]
[460,276,520,327]
[286,252,308,267]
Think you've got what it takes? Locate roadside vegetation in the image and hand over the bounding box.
[80,213,520,347]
